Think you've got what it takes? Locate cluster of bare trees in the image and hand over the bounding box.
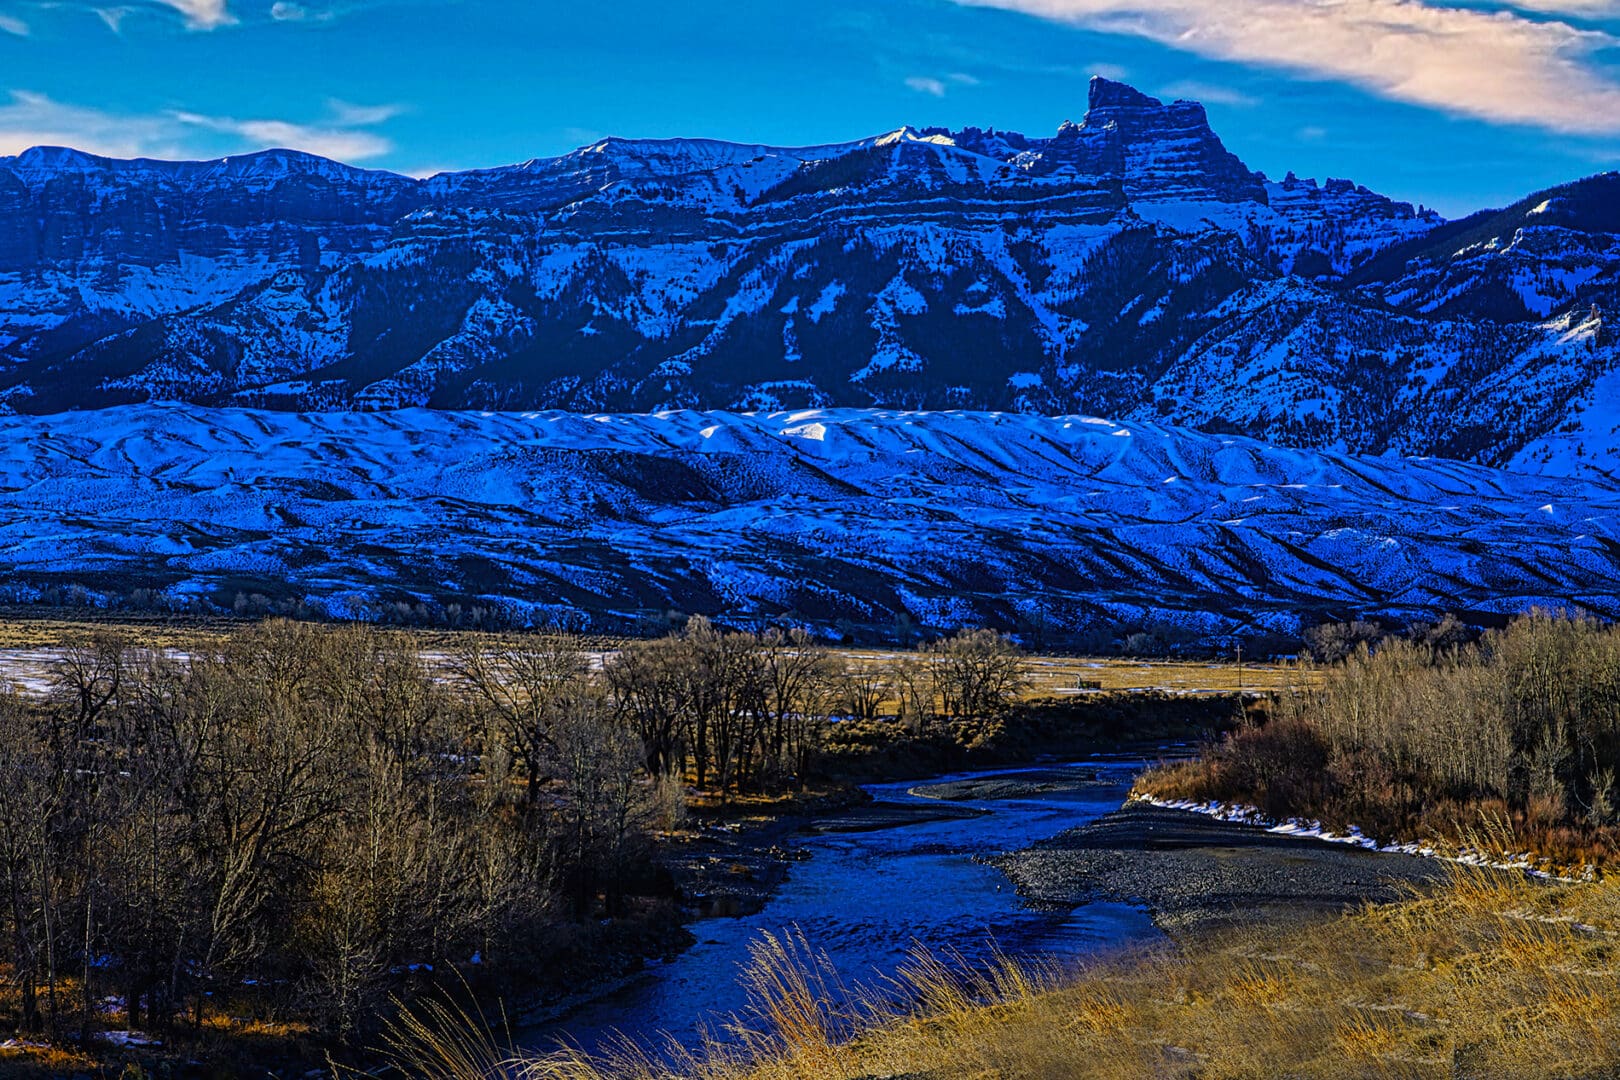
[836,629,1029,727]
[0,618,1030,1049]
[1302,614,1473,663]
[0,622,659,1046]
[1274,611,1620,827]
[602,621,843,795]
[598,622,1027,795]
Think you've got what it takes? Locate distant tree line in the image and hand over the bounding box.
[10,576,1497,659]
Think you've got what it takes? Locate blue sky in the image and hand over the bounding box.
[2,0,1620,217]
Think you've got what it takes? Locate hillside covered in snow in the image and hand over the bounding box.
[3,406,1616,641]
[3,78,1618,475]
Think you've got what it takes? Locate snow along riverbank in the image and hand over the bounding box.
[1128,792,1591,882]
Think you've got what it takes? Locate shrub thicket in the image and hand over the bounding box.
[1145,610,1620,870]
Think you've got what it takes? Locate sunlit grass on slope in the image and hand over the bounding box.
[388,866,1620,1080]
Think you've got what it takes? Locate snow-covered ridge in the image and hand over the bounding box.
[1,405,1617,635]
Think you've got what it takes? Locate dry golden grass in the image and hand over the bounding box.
[0,611,231,648]
[375,994,517,1080]
[836,648,1313,700]
[435,867,1620,1080]
[0,615,1302,710]
[0,1044,103,1080]
[1139,731,1620,877]
[0,955,325,1074]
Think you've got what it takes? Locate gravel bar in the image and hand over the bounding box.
[994,801,1448,937]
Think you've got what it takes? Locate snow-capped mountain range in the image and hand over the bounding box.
[4,406,1616,639]
[4,76,1616,476]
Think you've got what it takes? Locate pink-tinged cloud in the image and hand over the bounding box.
[954,0,1620,135]
[154,0,235,30]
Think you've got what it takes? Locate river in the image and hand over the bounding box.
[528,757,1158,1058]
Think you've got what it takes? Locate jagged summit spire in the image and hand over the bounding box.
[1087,76,1161,113]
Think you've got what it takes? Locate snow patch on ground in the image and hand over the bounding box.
[1131,793,1590,881]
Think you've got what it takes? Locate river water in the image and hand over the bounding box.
[528,758,1157,1058]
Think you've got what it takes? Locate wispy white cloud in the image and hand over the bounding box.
[48,0,340,32]
[269,1,338,22]
[905,71,981,96]
[0,91,189,158]
[1498,0,1620,14]
[173,111,392,160]
[1159,80,1258,107]
[953,0,1620,135]
[153,0,234,29]
[326,99,403,126]
[93,6,134,32]
[0,12,29,35]
[0,91,401,161]
[53,0,238,32]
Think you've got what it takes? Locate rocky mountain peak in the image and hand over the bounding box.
[1051,75,1267,204]
[2,145,113,183]
[1087,75,1160,112]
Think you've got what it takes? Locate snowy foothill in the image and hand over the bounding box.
[0,405,1617,634]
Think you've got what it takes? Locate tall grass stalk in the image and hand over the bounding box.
[388,866,1620,1079]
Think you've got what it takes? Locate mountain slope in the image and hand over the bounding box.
[1,78,1616,475]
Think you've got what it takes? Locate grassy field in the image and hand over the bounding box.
[799,647,1310,698]
[0,616,1312,700]
[0,610,232,648]
[1020,655,1309,695]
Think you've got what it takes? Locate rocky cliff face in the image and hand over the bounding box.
[1050,76,1266,204]
[3,78,1617,475]
[0,146,423,360]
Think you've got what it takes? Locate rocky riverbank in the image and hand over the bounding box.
[995,801,1447,936]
